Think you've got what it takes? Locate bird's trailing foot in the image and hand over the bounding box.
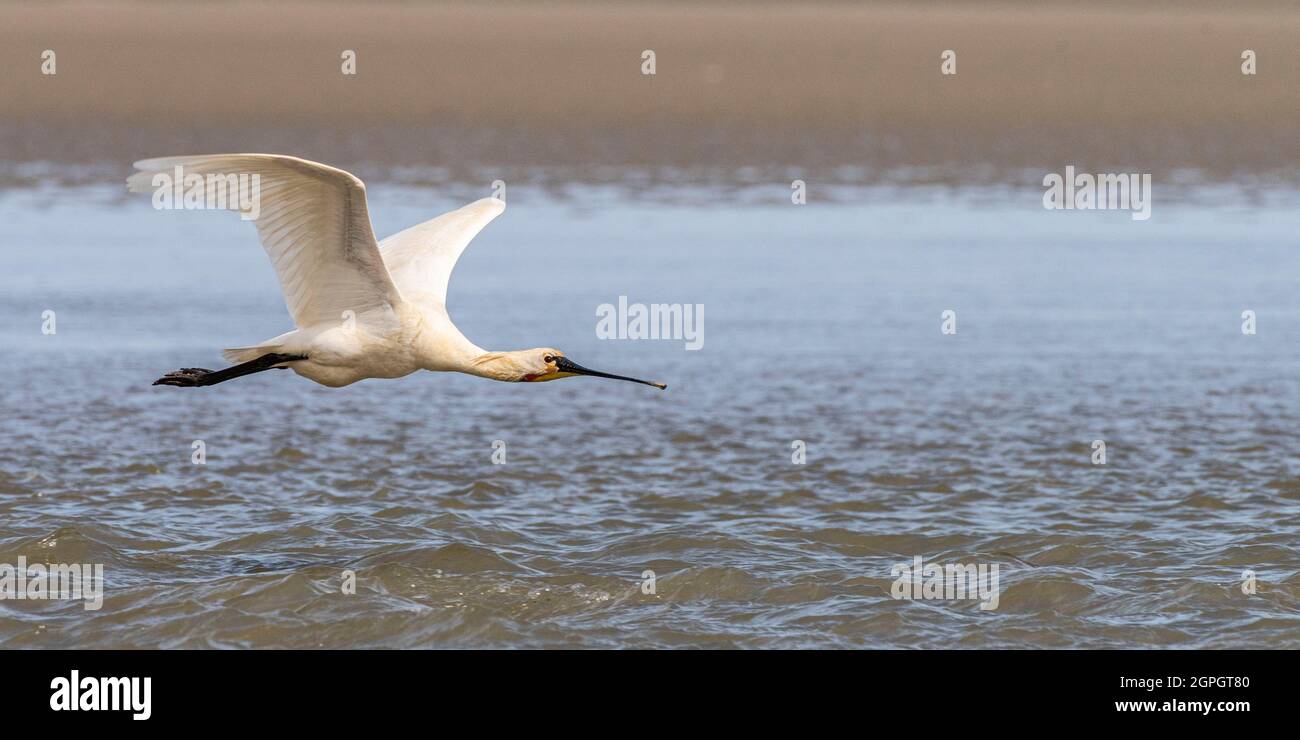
[152,353,307,388]
[153,368,214,387]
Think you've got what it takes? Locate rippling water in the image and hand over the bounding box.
[1,181,1298,648]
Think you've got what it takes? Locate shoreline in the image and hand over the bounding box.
[1,1,1297,186]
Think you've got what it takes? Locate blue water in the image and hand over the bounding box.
[0,179,1297,648]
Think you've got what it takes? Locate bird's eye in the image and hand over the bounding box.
[543,355,555,363]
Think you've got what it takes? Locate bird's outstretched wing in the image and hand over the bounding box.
[128,154,403,328]
[377,197,505,306]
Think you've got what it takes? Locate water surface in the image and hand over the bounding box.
[1,180,1298,648]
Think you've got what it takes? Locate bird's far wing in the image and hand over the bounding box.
[377,197,505,305]
[128,154,403,328]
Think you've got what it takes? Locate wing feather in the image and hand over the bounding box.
[378,197,505,305]
[128,154,403,328]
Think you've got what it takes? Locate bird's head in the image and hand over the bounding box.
[517,348,666,390]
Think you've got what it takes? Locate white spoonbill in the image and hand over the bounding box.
[128,154,666,390]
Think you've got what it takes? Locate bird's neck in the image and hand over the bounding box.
[406,307,533,381]
[461,350,532,382]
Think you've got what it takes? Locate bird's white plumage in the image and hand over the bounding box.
[379,197,505,305]
[128,154,403,329]
[129,154,509,386]
[135,154,663,390]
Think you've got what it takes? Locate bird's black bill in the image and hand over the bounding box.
[556,357,667,390]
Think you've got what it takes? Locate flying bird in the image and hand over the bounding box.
[127,154,666,390]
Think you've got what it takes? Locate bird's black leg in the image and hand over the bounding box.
[153,353,308,387]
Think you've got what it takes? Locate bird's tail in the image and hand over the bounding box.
[222,344,282,364]
[222,330,300,365]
